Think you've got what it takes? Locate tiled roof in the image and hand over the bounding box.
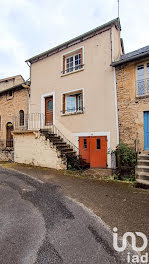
[112,45,149,66]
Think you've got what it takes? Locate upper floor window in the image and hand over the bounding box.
[137,63,149,96]
[62,47,84,75]
[7,89,13,100]
[62,90,84,115]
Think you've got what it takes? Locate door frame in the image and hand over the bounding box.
[144,111,149,150]
[74,132,111,168]
[41,92,55,127]
[6,122,13,147]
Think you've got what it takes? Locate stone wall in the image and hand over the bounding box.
[0,75,24,93]
[0,149,14,161]
[116,58,149,153]
[13,131,66,170]
[0,88,27,143]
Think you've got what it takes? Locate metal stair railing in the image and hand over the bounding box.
[50,124,80,157]
[44,124,88,170]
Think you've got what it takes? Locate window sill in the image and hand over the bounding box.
[7,95,13,100]
[61,67,84,77]
[136,94,149,100]
[61,110,84,116]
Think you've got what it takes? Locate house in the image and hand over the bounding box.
[13,18,123,170]
[112,45,149,185]
[0,75,29,161]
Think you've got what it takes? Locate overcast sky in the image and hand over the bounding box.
[0,0,149,80]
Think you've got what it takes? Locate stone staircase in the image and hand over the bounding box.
[136,154,149,185]
[40,128,90,170]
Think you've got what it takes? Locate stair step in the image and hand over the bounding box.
[48,134,58,137]
[51,139,63,143]
[60,148,74,152]
[63,151,76,156]
[138,154,149,161]
[137,160,149,166]
[40,128,89,170]
[54,143,68,146]
[56,144,68,147]
[136,165,149,169]
[136,171,149,177]
[136,165,149,172]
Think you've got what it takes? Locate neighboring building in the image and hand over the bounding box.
[112,45,149,152]
[112,45,149,185]
[13,18,123,169]
[0,75,29,152]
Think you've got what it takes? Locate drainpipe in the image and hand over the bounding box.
[113,67,119,145]
[110,28,113,63]
[26,61,31,128]
[22,84,30,129]
[110,27,119,146]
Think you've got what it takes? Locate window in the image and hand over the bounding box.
[9,90,13,97]
[62,48,83,74]
[147,63,149,94]
[137,63,149,96]
[47,100,53,111]
[0,116,1,130]
[62,91,83,114]
[66,53,81,73]
[19,110,24,126]
[84,139,87,149]
[7,89,13,99]
[96,139,101,149]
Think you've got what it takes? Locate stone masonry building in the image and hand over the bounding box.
[0,75,29,154]
[112,45,149,153]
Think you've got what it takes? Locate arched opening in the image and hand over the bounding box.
[19,110,24,126]
[6,122,13,147]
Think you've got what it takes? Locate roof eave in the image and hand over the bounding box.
[26,18,121,64]
[111,52,149,67]
[0,82,28,95]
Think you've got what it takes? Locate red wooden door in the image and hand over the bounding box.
[45,96,53,125]
[90,136,107,168]
[79,136,107,168]
[79,137,90,163]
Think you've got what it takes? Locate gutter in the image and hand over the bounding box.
[111,51,149,67]
[26,18,121,63]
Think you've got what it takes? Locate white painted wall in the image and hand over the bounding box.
[13,131,66,169]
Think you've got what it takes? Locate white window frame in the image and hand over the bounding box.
[136,62,149,97]
[65,53,81,73]
[61,46,84,76]
[61,88,85,116]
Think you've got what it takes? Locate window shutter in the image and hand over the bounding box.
[63,56,65,74]
[80,48,83,66]
[63,95,65,114]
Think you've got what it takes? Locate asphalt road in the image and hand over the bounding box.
[0,167,135,264]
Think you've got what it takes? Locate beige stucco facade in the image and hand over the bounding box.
[13,131,66,169]
[29,23,122,167]
[115,56,149,153]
